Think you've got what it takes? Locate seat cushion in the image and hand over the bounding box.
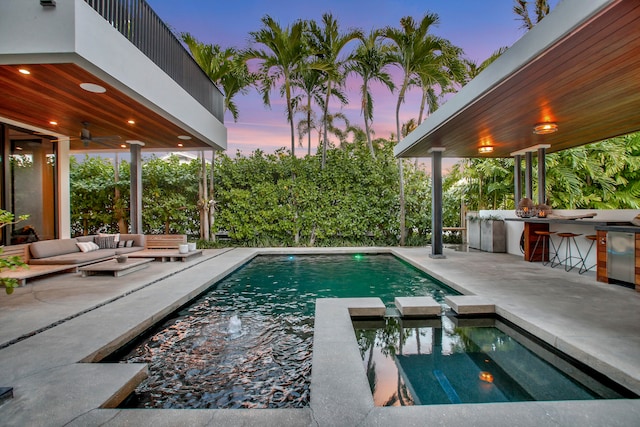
[30,238,80,259]
[29,249,116,265]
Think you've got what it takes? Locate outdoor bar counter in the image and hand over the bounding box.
[506,217,640,289]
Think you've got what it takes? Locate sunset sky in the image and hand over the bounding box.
[146,0,559,157]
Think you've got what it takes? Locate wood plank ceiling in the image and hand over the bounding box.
[400,0,640,158]
[0,62,211,152]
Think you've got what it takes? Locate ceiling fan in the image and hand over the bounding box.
[51,122,121,147]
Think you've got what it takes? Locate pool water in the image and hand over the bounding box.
[118,254,457,409]
[354,316,627,406]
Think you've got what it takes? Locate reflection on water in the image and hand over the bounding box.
[355,316,625,406]
[120,254,457,409]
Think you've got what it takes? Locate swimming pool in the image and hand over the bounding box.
[118,254,457,409]
[354,315,630,405]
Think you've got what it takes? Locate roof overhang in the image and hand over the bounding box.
[395,0,640,158]
[0,0,226,152]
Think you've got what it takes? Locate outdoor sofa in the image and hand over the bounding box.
[28,234,145,265]
[2,234,146,287]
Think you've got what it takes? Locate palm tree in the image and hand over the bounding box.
[181,33,254,122]
[291,68,326,156]
[324,112,351,148]
[295,105,320,155]
[514,0,551,30]
[384,13,448,245]
[464,46,508,82]
[415,40,465,124]
[245,15,309,156]
[308,13,363,168]
[347,30,396,158]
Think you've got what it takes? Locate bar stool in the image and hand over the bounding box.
[552,232,584,272]
[579,235,597,274]
[529,230,557,265]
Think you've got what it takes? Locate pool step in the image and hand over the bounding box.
[445,295,495,315]
[394,296,442,317]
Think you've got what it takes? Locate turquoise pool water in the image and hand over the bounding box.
[119,254,457,409]
[354,316,628,406]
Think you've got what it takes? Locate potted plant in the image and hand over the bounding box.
[0,210,29,295]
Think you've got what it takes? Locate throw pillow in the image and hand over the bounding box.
[96,235,116,249]
[117,240,134,248]
[76,242,99,253]
[98,232,120,243]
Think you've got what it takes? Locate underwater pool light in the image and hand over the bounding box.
[354,254,363,260]
[288,255,295,260]
[479,371,494,383]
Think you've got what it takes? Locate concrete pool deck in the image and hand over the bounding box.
[0,247,639,426]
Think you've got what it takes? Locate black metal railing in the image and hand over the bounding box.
[83,0,224,122]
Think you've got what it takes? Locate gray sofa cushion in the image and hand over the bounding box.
[29,249,116,265]
[30,238,80,259]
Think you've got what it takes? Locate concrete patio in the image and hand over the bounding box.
[0,246,639,426]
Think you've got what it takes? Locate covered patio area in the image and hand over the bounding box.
[395,0,640,259]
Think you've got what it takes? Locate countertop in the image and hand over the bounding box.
[505,217,633,227]
[594,224,640,233]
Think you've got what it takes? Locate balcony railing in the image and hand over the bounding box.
[84,0,224,123]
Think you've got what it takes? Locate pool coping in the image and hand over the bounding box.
[1,247,640,426]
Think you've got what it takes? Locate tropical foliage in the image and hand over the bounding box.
[69,138,440,246]
[0,210,29,294]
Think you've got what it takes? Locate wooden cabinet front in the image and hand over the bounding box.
[596,230,608,283]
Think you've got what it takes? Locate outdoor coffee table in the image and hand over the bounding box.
[79,258,154,277]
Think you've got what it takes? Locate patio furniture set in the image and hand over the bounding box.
[1,234,202,286]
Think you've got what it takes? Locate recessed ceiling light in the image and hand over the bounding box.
[18,68,30,75]
[177,135,192,140]
[120,144,127,148]
[127,119,135,125]
[79,82,106,93]
[49,121,58,125]
[177,143,184,147]
[478,146,494,154]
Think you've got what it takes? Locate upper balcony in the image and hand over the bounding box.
[84,0,224,123]
[0,0,226,152]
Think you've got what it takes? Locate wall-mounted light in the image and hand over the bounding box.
[533,122,558,135]
[478,146,494,154]
[40,0,56,7]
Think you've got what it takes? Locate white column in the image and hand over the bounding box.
[57,138,71,239]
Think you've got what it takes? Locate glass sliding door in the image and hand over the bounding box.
[1,124,57,244]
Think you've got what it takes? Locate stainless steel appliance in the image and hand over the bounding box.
[607,232,635,284]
